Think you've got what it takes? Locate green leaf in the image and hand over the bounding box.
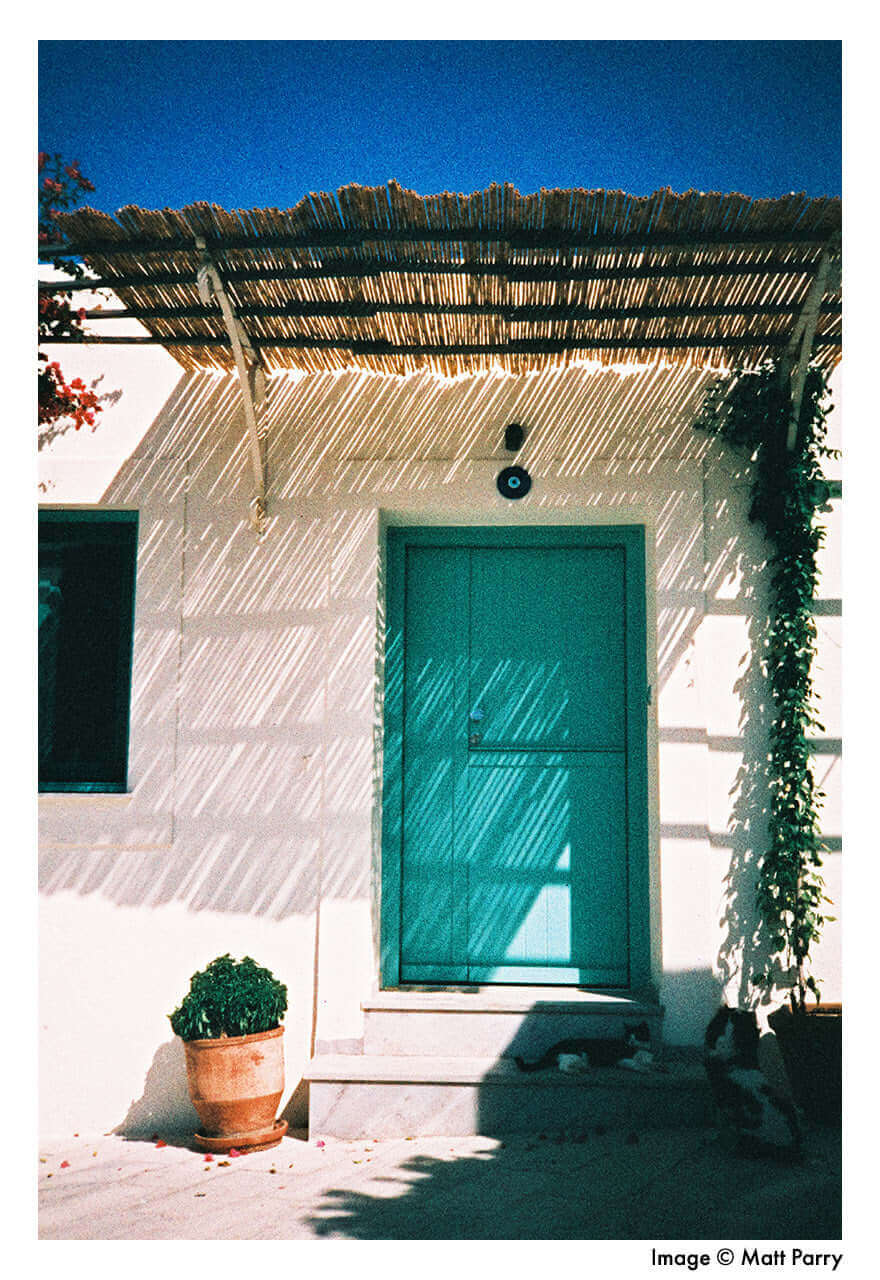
[169,955,287,1041]
[698,356,833,998]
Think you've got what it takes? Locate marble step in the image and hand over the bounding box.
[304,1053,710,1140]
[361,988,664,1058]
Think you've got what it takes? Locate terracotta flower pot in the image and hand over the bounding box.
[183,1024,287,1152]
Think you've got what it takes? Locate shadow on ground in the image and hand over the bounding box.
[306,1125,841,1241]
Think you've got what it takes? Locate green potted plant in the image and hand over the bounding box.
[697,361,841,1124]
[169,954,289,1152]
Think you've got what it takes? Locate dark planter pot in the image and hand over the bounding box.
[768,1003,842,1124]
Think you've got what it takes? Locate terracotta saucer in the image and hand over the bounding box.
[194,1118,288,1153]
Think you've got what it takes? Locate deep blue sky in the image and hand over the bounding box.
[38,40,840,214]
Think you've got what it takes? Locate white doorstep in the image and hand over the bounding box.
[362,987,661,1014]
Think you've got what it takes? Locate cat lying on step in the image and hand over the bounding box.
[513,1021,654,1074]
[703,1005,801,1159]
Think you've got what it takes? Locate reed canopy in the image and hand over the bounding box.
[44,181,841,378]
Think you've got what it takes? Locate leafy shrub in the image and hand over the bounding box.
[169,954,287,1041]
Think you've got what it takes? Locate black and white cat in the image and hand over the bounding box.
[513,1021,654,1074]
[703,1005,801,1158]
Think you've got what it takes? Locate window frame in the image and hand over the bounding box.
[38,508,139,794]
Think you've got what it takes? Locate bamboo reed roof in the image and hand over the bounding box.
[46,181,842,377]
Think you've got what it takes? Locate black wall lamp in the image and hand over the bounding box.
[504,422,525,452]
[497,423,530,498]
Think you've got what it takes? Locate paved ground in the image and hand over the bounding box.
[38,1122,841,1241]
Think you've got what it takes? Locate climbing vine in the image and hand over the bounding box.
[697,361,838,1012]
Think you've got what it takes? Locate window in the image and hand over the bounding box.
[38,511,138,792]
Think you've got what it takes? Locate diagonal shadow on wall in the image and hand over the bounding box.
[40,361,731,924]
[37,364,842,1007]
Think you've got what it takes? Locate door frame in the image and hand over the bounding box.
[380,524,650,990]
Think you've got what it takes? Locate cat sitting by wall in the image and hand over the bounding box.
[513,1021,654,1074]
[703,1005,801,1159]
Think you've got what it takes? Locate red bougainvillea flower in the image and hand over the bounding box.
[203,1154,214,1162]
[227,1148,241,1158]
[60,1161,70,1169]
[63,163,96,194]
[155,1140,167,1148]
[37,152,103,436]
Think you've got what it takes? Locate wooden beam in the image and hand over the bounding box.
[37,256,828,295]
[46,331,842,353]
[78,300,842,324]
[40,223,836,260]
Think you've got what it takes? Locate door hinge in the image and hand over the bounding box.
[646,684,652,706]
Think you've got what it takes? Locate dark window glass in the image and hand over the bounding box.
[38,512,138,792]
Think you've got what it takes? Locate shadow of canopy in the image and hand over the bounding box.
[38,360,839,991]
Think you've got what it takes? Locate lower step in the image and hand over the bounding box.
[304,1054,711,1139]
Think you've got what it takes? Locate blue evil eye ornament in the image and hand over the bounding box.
[497,465,531,500]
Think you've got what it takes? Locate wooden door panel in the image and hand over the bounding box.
[463,753,628,983]
[389,528,646,989]
[399,546,465,973]
[469,547,625,749]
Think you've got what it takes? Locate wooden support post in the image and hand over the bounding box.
[784,238,841,451]
[196,239,268,536]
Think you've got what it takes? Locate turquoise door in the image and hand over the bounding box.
[382,526,648,988]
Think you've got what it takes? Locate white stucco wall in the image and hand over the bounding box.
[37,334,842,1137]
